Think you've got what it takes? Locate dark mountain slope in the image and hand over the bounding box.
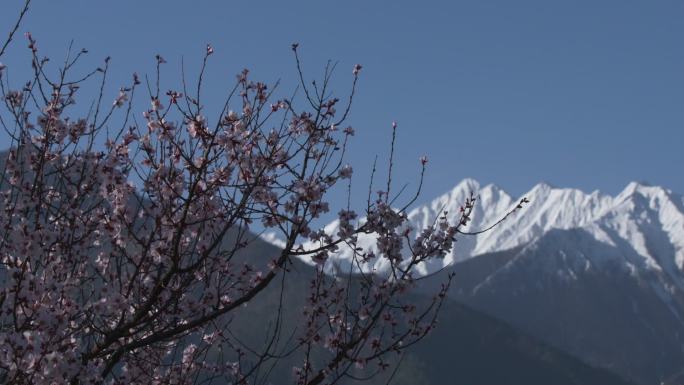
[228,238,635,385]
[430,229,684,385]
[390,300,635,385]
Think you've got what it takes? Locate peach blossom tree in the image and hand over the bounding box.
[0,2,525,384]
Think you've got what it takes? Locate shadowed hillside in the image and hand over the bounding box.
[229,238,635,385]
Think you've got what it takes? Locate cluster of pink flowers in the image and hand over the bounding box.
[0,27,516,385]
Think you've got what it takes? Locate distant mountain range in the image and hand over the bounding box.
[265,179,684,384]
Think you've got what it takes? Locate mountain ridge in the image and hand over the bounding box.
[270,179,684,280]
[261,179,684,384]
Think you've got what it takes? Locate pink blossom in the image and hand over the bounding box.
[151,97,164,111]
[113,89,128,107]
[353,64,362,76]
[338,164,353,179]
[343,126,355,136]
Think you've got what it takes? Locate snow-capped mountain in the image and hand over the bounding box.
[402,179,684,385]
[275,179,684,385]
[305,179,684,282]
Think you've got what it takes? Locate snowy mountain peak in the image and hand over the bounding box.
[261,179,684,282]
[454,177,480,192]
[618,181,663,200]
[321,180,681,276]
[530,181,555,193]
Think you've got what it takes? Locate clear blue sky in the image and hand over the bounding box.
[1,0,682,207]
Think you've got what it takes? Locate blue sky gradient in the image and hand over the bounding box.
[1,0,682,207]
